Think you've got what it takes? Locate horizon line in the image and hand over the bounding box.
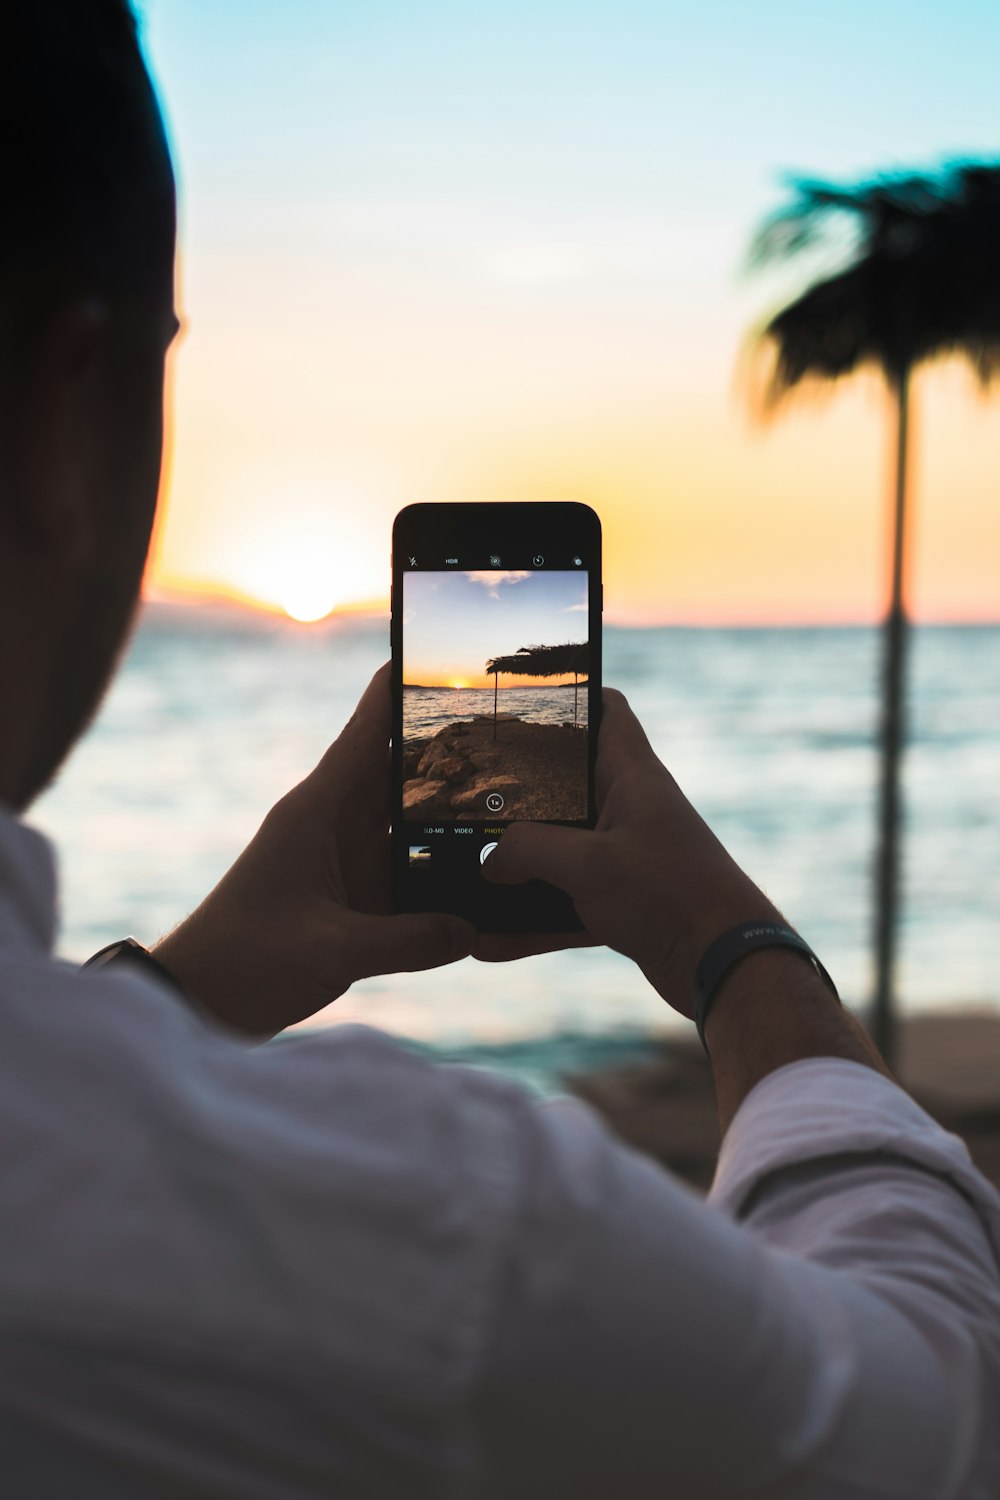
[143,587,1000,631]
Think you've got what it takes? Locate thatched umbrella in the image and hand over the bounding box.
[484,642,589,739]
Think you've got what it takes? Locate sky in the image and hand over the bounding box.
[139,0,1000,624]
[404,570,588,686]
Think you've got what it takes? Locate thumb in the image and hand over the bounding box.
[484,823,599,899]
[339,909,475,981]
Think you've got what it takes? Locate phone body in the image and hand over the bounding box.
[391,501,602,933]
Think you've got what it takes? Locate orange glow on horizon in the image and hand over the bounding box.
[146,573,388,623]
[406,668,586,690]
[150,307,1000,628]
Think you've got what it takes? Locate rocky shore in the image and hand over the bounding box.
[402,715,588,822]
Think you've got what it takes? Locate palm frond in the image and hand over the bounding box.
[749,160,1000,400]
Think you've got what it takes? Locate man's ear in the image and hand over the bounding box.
[10,298,111,567]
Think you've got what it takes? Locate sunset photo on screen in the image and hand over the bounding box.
[401,569,589,822]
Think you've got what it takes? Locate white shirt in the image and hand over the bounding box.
[1,805,999,1499]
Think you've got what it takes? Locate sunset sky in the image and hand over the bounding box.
[140,0,1000,625]
[404,570,588,687]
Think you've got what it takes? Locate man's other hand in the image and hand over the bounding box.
[477,688,776,1017]
[153,665,473,1037]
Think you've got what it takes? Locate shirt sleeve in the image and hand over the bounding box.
[476,1059,1000,1500]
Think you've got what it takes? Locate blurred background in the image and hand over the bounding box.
[34,0,999,1096]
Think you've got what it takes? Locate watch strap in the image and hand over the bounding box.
[82,937,189,1005]
[694,920,839,1054]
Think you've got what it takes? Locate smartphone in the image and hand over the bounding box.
[391,501,602,933]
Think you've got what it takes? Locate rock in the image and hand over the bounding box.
[450,775,522,812]
[418,735,469,777]
[401,748,423,779]
[402,779,451,816]
[417,740,445,777]
[436,755,473,785]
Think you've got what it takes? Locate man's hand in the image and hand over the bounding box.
[479,687,778,1016]
[153,665,474,1037]
[480,688,890,1131]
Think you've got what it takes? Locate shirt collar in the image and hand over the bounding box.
[0,803,58,956]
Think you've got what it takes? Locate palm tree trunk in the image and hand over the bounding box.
[493,672,498,741]
[574,672,579,725]
[871,366,911,1065]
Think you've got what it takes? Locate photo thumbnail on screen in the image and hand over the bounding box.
[402,569,589,824]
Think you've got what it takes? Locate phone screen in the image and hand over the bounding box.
[391,502,601,932]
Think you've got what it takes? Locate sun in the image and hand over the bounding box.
[280,578,340,623]
[448,677,470,689]
[233,533,384,623]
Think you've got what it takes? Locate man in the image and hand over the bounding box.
[1,4,998,1496]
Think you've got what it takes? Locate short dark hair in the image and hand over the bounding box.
[1,0,175,328]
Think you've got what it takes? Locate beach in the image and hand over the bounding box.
[570,1011,1000,1194]
[402,714,588,822]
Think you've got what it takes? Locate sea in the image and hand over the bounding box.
[404,684,589,741]
[32,604,1000,1092]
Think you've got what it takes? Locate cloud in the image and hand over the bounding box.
[563,602,588,612]
[465,570,531,586]
[465,569,531,599]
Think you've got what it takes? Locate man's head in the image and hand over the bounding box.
[0,0,177,809]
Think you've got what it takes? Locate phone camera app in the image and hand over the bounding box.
[402,569,589,825]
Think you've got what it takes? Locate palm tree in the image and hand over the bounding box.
[749,162,1000,1064]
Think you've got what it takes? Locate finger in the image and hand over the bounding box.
[483,822,602,899]
[309,663,392,798]
[595,687,661,803]
[339,909,475,980]
[472,930,596,963]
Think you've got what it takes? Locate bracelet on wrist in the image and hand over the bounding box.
[82,937,191,1006]
[693,921,839,1055]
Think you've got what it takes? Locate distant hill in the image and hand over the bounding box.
[139,595,387,636]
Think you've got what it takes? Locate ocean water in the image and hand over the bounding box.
[32,606,1000,1083]
[404,684,589,740]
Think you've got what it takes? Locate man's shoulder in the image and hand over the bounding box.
[0,953,548,1485]
[0,950,539,1370]
[0,947,531,1152]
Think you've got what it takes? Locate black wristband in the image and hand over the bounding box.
[694,921,839,1054]
[82,937,190,1006]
